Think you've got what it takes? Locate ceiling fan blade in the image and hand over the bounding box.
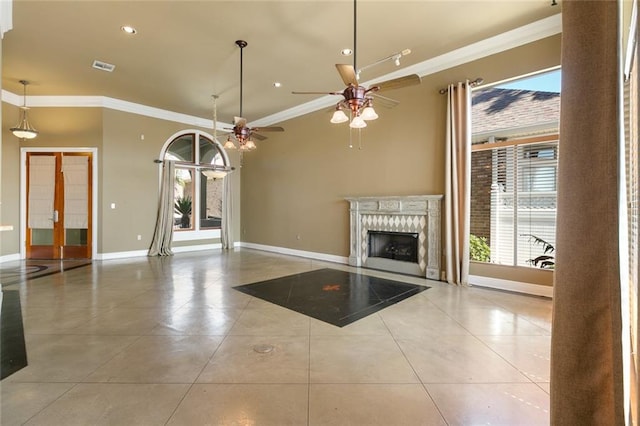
[336,64,358,86]
[253,126,284,132]
[234,116,247,127]
[371,74,421,92]
[371,93,400,108]
[252,133,267,141]
[292,91,343,95]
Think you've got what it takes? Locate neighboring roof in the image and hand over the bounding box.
[472,87,560,141]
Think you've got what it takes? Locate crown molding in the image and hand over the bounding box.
[2,14,561,129]
[251,14,561,127]
[1,0,12,39]
[1,90,233,129]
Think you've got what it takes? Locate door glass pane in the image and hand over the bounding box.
[32,229,54,245]
[65,229,87,246]
[174,168,193,230]
[200,170,223,229]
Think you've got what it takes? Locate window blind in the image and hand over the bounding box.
[470,138,558,267]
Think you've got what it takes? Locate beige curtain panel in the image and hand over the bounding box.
[444,81,471,286]
[221,172,233,250]
[148,160,175,256]
[551,1,626,424]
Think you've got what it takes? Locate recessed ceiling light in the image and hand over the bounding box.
[341,48,353,56]
[121,26,137,35]
[273,82,281,88]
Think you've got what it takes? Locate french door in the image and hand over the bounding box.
[26,152,92,259]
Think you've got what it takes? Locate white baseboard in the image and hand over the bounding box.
[97,249,150,260]
[0,253,20,263]
[98,243,225,260]
[239,242,349,265]
[171,243,222,253]
[2,242,236,263]
[469,274,553,298]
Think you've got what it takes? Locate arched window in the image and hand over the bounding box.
[162,131,229,233]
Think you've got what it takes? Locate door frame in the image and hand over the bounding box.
[20,147,98,260]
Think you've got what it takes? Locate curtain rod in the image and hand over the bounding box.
[438,77,484,94]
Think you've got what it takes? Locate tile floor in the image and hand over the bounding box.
[0,249,552,425]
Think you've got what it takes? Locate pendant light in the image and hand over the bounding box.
[203,94,232,179]
[11,80,38,139]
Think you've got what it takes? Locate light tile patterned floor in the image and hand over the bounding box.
[1,249,552,425]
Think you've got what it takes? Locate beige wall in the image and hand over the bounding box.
[241,34,561,284]
[101,109,189,253]
[100,109,241,254]
[1,106,103,256]
[0,33,559,286]
[0,105,241,257]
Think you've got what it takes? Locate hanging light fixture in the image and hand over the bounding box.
[222,40,284,152]
[326,0,378,129]
[291,0,421,141]
[11,80,38,139]
[204,94,232,178]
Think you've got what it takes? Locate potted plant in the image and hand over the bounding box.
[175,196,192,229]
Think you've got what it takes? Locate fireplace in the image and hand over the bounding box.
[368,231,419,263]
[346,195,443,279]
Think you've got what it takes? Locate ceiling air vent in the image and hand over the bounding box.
[92,60,115,72]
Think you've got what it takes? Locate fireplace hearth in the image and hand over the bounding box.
[346,195,443,279]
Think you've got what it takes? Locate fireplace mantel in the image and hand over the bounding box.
[345,195,443,279]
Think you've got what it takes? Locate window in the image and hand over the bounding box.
[162,132,228,233]
[470,70,560,268]
[471,139,558,267]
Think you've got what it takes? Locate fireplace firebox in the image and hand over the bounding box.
[368,231,419,263]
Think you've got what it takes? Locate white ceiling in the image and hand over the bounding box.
[2,1,561,126]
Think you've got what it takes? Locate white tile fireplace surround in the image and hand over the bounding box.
[346,195,443,279]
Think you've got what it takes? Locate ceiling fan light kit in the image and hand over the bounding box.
[360,103,379,121]
[349,115,367,129]
[11,80,38,140]
[292,0,421,140]
[330,108,349,124]
[224,40,284,152]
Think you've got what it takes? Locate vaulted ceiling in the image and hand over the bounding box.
[2,1,561,125]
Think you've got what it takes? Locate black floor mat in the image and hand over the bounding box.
[1,291,27,379]
[234,268,429,327]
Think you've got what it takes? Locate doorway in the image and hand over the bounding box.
[23,151,93,259]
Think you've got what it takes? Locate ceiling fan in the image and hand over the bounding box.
[224,40,284,151]
[292,0,421,129]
